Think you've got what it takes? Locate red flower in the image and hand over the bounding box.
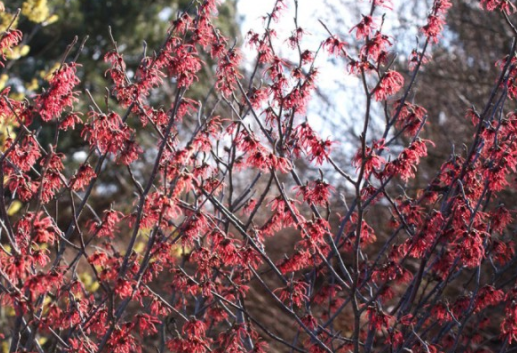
[107,325,141,353]
[365,305,391,331]
[373,0,393,9]
[294,179,335,206]
[491,205,512,233]
[492,240,515,266]
[89,209,124,238]
[350,16,377,39]
[35,63,80,121]
[165,44,203,88]
[288,27,306,48]
[183,319,207,339]
[136,313,161,336]
[323,35,346,56]
[373,70,404,101]
[352,139,386,177]
[361,31,392,61]
[422,15,446,43]
[393,100,427,136]
[385,139,432,181]
[301,49,314,64]
[0,29,23,65]
[275,280,310,308]
[70,164,96,191]
[278,249,311,274]
[481,0,516,14]
[215,48,243,96]
[408,49,430,71]
[82,111,132,155]
[6,135,42,172]
[8,173,40,202]
[114,278,134,299]
[431,302,453,323]
[475,285,504,312]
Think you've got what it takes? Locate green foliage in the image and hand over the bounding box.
[5,0,238,94]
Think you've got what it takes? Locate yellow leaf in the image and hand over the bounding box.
[7,200,22,216]
[4,45,30,60]
[171,244,191,258]
[22,0,50,24]
[88,281,100,292]
[134,241,146,254]
[20,45,30,56]
[38,337,47,346]
[79,272,93,286]
[79,272,100,292]
[25,78,39,92]
[0,74,8,90]
[138,226,151,237]
[0,12,18,32]
[10,93,25,101]
[43,14,58,26]
[40,63,60,81]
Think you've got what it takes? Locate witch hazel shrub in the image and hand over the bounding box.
[1,1,517,352]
